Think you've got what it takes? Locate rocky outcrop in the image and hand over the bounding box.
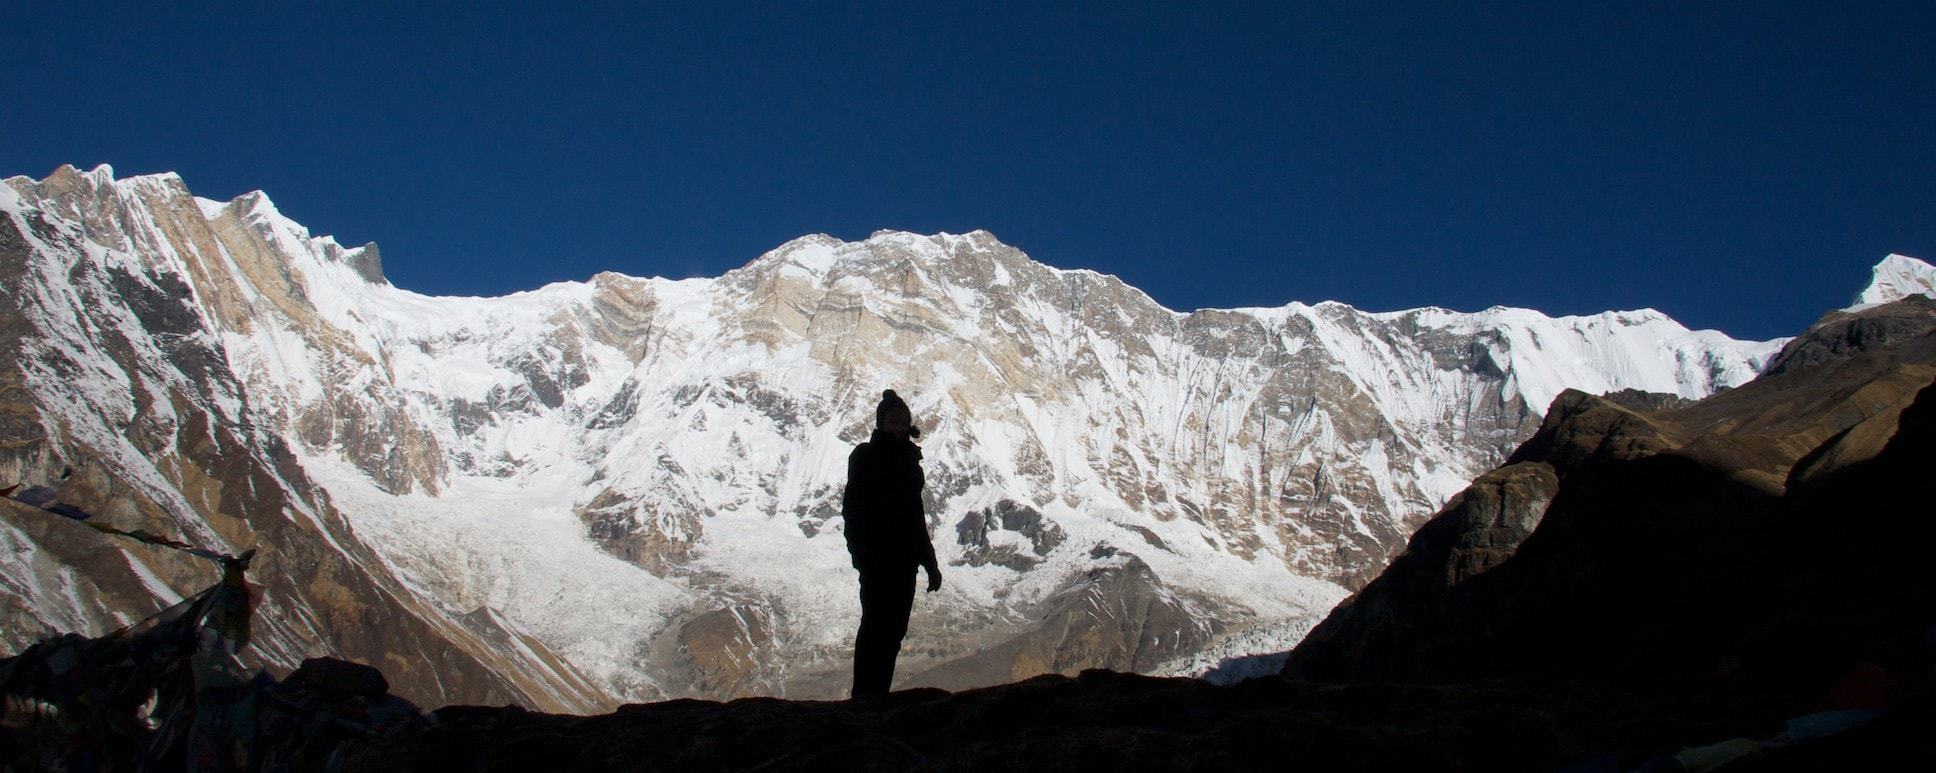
[954,499,1064,570]
[1285,298,1936,693]
[1761,295,1936,377]
[676,601,784,698]
[910,553,1222,691]
[1282,461,1559,682]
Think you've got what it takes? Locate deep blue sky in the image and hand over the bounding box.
[4,2,1931,340]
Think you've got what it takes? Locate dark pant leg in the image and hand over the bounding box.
[852,565,917,697]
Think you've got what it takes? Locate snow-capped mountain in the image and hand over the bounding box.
[1855,253,1936,307]
[2,165,1830,706]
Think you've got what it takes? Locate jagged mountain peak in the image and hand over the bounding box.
[208,188,389,285]
[861,227,1005,252]
[1854,253,1936,307]
[738,229,1017,278]
[720,229,1176,337]
[22,164,190,199]
[5,166,389,290]
[744,231,1734,346]
[45,162,123,186]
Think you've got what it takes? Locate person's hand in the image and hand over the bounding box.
[925,564,942,593]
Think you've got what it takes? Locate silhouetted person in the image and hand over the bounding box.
[844,389,941,698]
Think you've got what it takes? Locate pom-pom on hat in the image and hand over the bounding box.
[877,389,921,438]
[876,389,909,421]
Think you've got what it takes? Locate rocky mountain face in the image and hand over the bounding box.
[1283,295,1936,689]
[0,167,608,712]
[1,165,1815,706]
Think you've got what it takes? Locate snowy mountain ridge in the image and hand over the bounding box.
[2,165,1855,706]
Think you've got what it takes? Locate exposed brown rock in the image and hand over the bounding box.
[1762,295,1936,377]
[679,602,782,698]
[911,555,1222,691]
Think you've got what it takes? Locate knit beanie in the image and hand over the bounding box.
[876,389,909,425]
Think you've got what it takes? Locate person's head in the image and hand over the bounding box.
[876,389,913,438]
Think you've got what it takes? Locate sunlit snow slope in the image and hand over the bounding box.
[1854,253,1936,307]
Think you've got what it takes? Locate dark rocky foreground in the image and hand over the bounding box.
[7,645,1927,771]
[7,299,1936,771]
[333,672,1869,771]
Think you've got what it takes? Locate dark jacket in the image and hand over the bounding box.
[842,430,938,572]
